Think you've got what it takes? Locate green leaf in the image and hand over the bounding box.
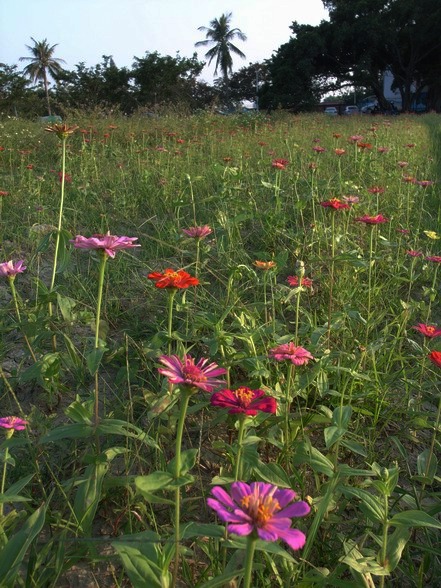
[167,448,198,476]
[252,460,292,488]
[40,423,95,442]
[324,426,346,449]
[112,544,165,588]
[332,405,352,429]
[0,503,47,585]
[73,461,108,535]
[86,346,107,376]
[339,439,367,457]
[339,487,385,525]
[417,449,438,484]
[385,526,411,572]
[181,522,225,539]
[293,441,334,477]
[57,293,77,322]
[389,510,441,529]
[135,472,174,494]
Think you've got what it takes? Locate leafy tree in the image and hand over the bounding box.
[19,38,66,115]
[228,62,269,105]
[131,51,204,109]
[195,12,247,83]
[0,64,42,117]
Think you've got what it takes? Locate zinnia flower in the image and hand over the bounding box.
[0,191,9,196]
[147,268,199,288]
[320,198,350,210]
[343,195,359,204]
[70,234,140,258]
[158,354,226,392]
[287,276,313,288]
[254,261,276,270]
[367,186,385,194]
[207,481,310,550]
[269,343,314,366]
[312,146,326,153]
[406,250,423,257]
[272,158,289,170]
[182,225,212,239]
[417,180,434,188]
[211,387,277,416]
[425,256,441,263]
[355,214,389,225]
[413,324,441,338]
[428,351,441,368]
[45,123,79,139]
[0,260,26,278]
[334,149,346,156]
[423,230,440,240]
[0,416,28,431]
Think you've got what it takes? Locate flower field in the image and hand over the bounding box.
[0,111,440,586]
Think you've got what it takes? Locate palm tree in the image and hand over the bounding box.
[195,12,247,83]
[20,38,65,115]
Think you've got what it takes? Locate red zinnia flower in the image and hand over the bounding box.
[287,276,313,288]
[210,387,277,415]
[355,214,389,225]
[158,354,226,392]
[272,158,289,170]
[397,161,408,168]
[0,191,9,196]
[269,343,314,366]
[312,146,326,153]
[425,256,441,263]
[403,176,417,184]
[357,142,372,150]
[320,198,350,210]
[428,351,441,368]
[413,324,441,338]
[148,268,199,288]
[417,180,434,188]
[334,148,346,156]
[406,250,423,257]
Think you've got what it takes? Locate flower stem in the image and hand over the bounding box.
[167,289,177,356]
[243,535,258,588]
[233,417,246,481]
[327,212,336,346]
[284,363,295,451]
[172,387,192,588]
[94,252,108,430]
[8,278,37,362]
[379,495,389,587]
[365,226,375,348]
[0,446,9,518]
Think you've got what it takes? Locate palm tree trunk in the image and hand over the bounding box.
[43,69,52,116]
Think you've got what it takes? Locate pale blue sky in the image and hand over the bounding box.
[1,0,329,82]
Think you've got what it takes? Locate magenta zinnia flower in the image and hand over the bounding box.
[412,324,441,338]
[0,260,26,278]
[210,387,277,416]
[70,234,140,258]
[207,482,310,550]
[269,343,314,366]
[320,198,350,210]
[182,225,212,239]
[0,416,28,431]
[158,354,226,392]
[287,276,313,288]
[426,255,441,263]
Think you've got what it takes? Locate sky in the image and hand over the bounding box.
[1,0,329,83]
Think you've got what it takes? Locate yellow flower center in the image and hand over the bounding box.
[427,326,435,334]
[234,387,254,407]
[240,491,281,527]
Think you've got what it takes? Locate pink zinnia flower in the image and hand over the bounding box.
[0,191,9,196]
[412,324,441,338]
[210,387,277,416]
[158,354,226,392]
[0,260,26,278]
[367,186,385,194]
[312,146,326,153]
[70,234,140,258]
[406,250,423,257]
[287,276,313,288]
[377,147,389,153]
[417,180,434,188]
[269,343,314,366]
[0,416,28,431]
[343,195,359,204]
[355,214,389,225]
[348,135,363,143]
[397,161,408,168]
[207,482,310,550]
[182,225,212,239]
[425,256,441,263]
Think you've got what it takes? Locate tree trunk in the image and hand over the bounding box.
[43,69,52,115]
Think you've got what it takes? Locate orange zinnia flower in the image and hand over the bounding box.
[254,260,277,270]
[147,269,199,289]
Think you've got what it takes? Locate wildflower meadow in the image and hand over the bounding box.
[0,111,440,587]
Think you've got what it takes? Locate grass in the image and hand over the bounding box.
[0,110,440,587]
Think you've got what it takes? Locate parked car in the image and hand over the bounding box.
[344,105,359,115]
[324,107,338,116]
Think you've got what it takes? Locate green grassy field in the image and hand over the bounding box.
[0,111,440,587]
